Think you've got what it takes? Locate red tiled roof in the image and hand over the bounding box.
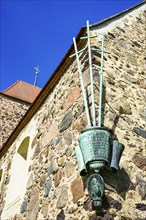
[1,80,41,103]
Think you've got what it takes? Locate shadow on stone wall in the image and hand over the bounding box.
[82,168,132,219]
[99,84,106,127]
[111,113,121,134]
[101,168,132,196]
[82,167,131,200]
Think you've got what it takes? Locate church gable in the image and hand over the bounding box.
[0,81,41,151]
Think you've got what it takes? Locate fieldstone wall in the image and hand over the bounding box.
[0,94,30,149]
[0,4,146,220]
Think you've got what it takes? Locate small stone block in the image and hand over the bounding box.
[71,177,84,203]
[44,180,52,197]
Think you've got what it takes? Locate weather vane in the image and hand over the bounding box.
[34,66,40,86]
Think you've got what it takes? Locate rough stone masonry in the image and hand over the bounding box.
[0,3,146,220]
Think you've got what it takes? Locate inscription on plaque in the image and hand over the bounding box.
[78,129,111,164]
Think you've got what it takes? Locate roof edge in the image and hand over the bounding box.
[0,80,41,104]
[0,92,32,104]
[1,80,41,93]
[1,80,21,93]
[0,1,145,158]
[0,26,86,157]
[90,1,145,28]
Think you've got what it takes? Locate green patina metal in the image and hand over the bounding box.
[87,173,104,209]
[110,140,125,172]
[78,127,112,167]
[74,146,87,176]
[72,20,125,210]
[77,127,112,209]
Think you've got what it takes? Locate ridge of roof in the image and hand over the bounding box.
[1,80,41,92]
[0,1,145,157]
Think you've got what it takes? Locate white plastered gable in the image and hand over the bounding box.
[1,118,36,219]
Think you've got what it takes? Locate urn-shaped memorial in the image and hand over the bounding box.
[78,127,112,173]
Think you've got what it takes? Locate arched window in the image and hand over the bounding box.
[1,136,30,219]
[17,136,30,160]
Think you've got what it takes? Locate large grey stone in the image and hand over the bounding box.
[136,174,146,200]
[54,136,62,146]
[64,130,72,146]
[65,162,74,178]
[25,186,39,220]
[133,127,146,139]
[20,198,27,213]
[59,111,72,132]
[132,153,146,171]
[56,185,68,209]
[48,160,58,175]
[56,209,65,220]
[44,180,52,197]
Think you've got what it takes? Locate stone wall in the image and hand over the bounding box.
[0,4,146,220]
[0,94,30,149]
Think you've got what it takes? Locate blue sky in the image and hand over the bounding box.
[0,0,142,91]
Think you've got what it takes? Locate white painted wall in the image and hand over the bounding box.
[2,153,28,218]
[1,118,36,219]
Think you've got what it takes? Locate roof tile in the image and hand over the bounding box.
[1,80,41,103]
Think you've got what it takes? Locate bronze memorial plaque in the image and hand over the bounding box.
[78,129,111,165]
